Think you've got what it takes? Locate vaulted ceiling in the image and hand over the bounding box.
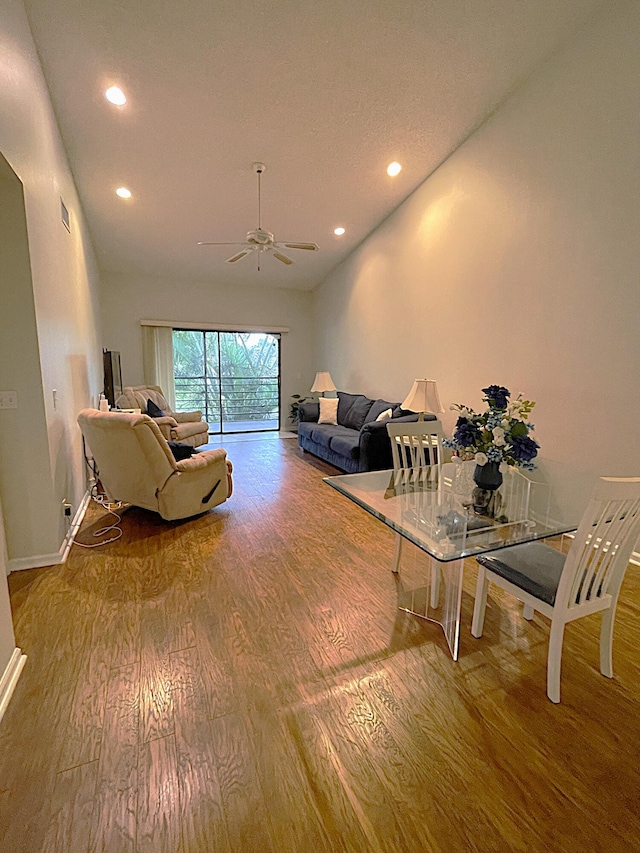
[24,0,605,290]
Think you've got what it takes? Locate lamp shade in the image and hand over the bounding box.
[401,379,444,414]
[310,371,337,393]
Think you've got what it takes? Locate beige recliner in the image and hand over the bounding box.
[116,384,209,448]
[77,409,232,521]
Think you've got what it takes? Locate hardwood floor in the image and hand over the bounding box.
[1,434,640,852]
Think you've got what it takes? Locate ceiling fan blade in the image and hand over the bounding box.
[197,241,247,246]
[281,242,319,251]
[226,249,253,264]
[272,250,294,265]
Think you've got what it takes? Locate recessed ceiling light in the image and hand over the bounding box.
[333,227,346,236]
[386,161,402,177]
[115,187,132,199]
[105,86,127,105]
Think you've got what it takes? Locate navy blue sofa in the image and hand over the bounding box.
[297,391,437,473]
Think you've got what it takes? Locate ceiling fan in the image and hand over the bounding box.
[197,162,319,270]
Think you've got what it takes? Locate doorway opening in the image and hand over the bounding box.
[173,329,280,434]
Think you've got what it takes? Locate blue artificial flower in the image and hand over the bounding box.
[453,419,481,448]
[509,434,539,463]
[482,385,510,410]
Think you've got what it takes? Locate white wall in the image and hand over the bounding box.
[100,273,315,425]
[313,0,640,477]
[0,0,103,566]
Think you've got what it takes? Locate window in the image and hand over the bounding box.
[173,329,280,433]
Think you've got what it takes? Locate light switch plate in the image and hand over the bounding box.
[0,391,18,409]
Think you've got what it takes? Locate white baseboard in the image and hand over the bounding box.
[0,648,27,724]
[7,491,91,574]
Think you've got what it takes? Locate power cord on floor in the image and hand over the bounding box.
[74,437,127,548]
[73,501,123,548]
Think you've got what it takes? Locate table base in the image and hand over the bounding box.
[397,558,464,660]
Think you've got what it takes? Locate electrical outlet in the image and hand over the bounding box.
[0,390,18,409]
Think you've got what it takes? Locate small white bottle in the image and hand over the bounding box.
[99,394,109,412]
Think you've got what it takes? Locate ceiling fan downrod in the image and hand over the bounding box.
[253,162,266,230]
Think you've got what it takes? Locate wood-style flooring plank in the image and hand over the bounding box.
[57,594,118,770]
[244,698,340,853]
[139,596,175,743]
[137,734,182,853]
[41,761,98,853]
[171,646,231,853]
[208,710,277,853]
[0,676,76,853]
[88,663,140,853]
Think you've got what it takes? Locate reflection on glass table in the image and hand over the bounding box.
[324,460,597,660]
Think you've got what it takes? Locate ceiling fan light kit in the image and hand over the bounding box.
[198,162,319,270]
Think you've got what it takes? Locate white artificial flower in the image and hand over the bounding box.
[501,419,510,429]
[475,452,488,466]
[492,427,506,446]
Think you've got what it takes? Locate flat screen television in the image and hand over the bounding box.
[103,349,123,408]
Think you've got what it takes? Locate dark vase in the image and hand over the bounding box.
[473,461,503,491]
[472,461,503,516]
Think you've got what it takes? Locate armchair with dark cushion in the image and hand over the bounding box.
[77,409,232,520]
[116,384,209,448]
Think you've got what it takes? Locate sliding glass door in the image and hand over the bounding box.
[173,330,280,434]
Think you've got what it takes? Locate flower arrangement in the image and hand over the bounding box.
[444,385,540,470]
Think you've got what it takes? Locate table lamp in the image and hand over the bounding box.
[401,379,444,421]
[310,371,337,397]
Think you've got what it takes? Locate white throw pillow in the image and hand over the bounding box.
[318,397,339,425]
[375,408,393,421]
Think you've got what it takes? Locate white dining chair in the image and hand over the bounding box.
[471,476,640,703]
[386,421,446,607]
[387,420,445,475]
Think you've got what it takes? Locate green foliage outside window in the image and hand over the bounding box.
[173,330,279,424]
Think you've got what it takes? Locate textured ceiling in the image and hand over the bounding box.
[24,0,604,291]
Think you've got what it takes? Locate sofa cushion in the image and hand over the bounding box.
[298,401,320,422]
[365,398,399,424]
[308,424,337,448]
[330,431,360,460]
[337,392,375,431]
[318,397,339,424]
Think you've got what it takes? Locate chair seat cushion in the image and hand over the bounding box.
[477,541,566,606]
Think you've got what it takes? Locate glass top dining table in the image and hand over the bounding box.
[324,459,598,659]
